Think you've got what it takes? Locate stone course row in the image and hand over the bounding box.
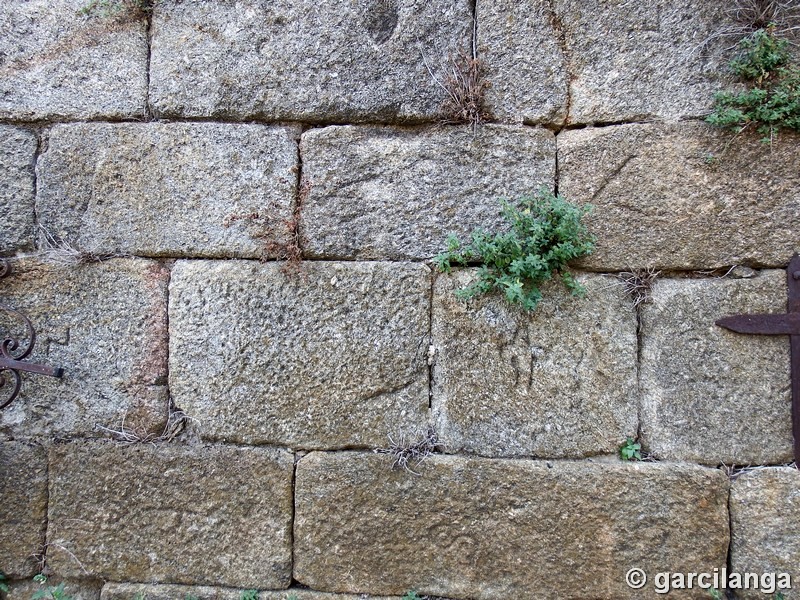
[1,259,794,465]
[3,122,798,270]
[1,0,740,124]
[2,442,798,599]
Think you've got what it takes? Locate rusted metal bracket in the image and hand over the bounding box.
[0,258,64,409]
[716,253,800,463]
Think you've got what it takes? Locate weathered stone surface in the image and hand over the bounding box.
[477,0,568,124]
[102,583,403,600]
[7,579,102,600]
[37,123,298,259]
[0,443,47,578]
[169,260,430,448]
[0,127,37,254]
[0,259,168,439]
[301,125,555,260]
[0,0,147,120]
[640,272,792,464]
[150,0,470,122]
[295,452,730,599]
[432,271,637,458]
[730,468,800,599]
[555,0,734,123]
[558,123,800,271]
[48,442,294,588]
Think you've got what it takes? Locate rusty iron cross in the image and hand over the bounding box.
[0,258,64,409]
[716,253,800,463]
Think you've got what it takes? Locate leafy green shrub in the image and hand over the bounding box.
[0,572,8,594]
[619,437,642,461]
[434,188,595,312]
[239,591,258,600]
[707,26,800,141]
[31,576,74,600]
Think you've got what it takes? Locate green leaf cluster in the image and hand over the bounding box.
[433,189,595,312]
[707,27,800,141]
[619,437,642,461]
[30,576,73,600]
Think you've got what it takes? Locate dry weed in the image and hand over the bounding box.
[375,426,439,475]
[617,267,660,309]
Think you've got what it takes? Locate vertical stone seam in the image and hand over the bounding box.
[427,270,435,411]
[144,6,154,120]
[634,300,645,450]
[553,129,560,195]
[725,478,735,587]
[30,126,46,252]
[546,0,572,128]
[162,260,173,429]
[470,0,478,60]
[37,441,50,576]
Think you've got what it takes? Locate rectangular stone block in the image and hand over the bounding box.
[432,271,637,458]
[48,442,294,588]
[295,452,730,599]
[477,0,568,125]
[558,123,800,270]
[301,125,555,260]
[640,272,793,464]
[0,126,37,253]
[0,0,147,120]
[101,583,403,600]
[169,260,430,448]
[0,259,168,440]
[150,0,470,122]
[37,123,299,259]
[730,468,800,599]
[0,442,47,578]
[7,579,101,600]
[554,0,734,123]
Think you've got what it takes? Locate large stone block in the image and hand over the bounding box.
[37,123,299,259]
[432,271,637,458]
[476,0,568,125]
[640,272,792,464]
[48,442,294,588]
[0,126,37,254]
[101,583,403,600]
[730,468,800,599]
[150,0,471,122]
[555,0,734,123]
[0,0,147,120]
[295,452,730,599]
[169,260,430,448]
[0,443,47,578]
[558,123,800,271]
[0,259,168,439]
[301,125,555,260]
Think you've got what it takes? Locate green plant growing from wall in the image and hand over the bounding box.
[434,188,595,312]
[30,575,74,600]
[707,26,800,142]
[619,437,642,461]
[239,591,258,600]
[0,572,8,594]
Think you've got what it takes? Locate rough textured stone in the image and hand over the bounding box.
[731,468,800,599]
[295,452,730,599]
[0,0,147,120]
[0,259,168,439]
[37,123,299,259]
[301,125,555,260]
[558,123,800,271]
[0,126,37,254]
[101,583,402,600]
[7,579,102,600]
[555,0,734,123]
[48,442,294,588]
[477,0,568,125]
[640,272,792,465]
[150,0,470,122]
[432,271,637,458]
[169,260,430,448]
[0,443,47,578]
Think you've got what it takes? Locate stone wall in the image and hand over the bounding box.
[1,1,799,599]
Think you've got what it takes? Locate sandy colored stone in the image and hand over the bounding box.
[477,0,568,125]
[558,123,800,271]
[640,272,792,465]
[0,0,147,120]
[169,260,430,448]
[37,123,298,259]
[47,442,294,588]
[6,579,102,600]
[301,125,555,260]
[730,468,800,599]
[0,127,37,254]
[0,259,168,440]
[295,452,730,599]
[0,443,47,578]
[150,0,470,122]
[101,583,403,600]
[432,271,637,458]
[555,0,734,123]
